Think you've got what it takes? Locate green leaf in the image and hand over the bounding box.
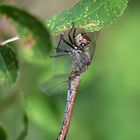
[25,94,59,133]
[17,113,28,140]
[45,0,128,35]
[0,5,52,57]
[0,124,7,140]
[0,45,19,85]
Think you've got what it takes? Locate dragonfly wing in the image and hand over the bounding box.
[88,31,100,60]
[40,37,72,96]
[39,74,69,96]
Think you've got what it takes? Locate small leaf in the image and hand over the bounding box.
[0,5,52,57]
[17,113,29,140]
[45,0,128,35]
[0,124,7,140]
[0,45,19,85]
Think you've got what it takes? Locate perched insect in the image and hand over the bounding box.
[41,22,99,140]
[51,22,97,75]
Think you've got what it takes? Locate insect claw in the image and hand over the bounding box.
[60,33,64,36]
[71,22,75,27]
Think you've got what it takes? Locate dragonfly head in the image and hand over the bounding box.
[75,33,91,49]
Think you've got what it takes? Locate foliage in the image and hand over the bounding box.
[45,0,128,35]
[0,45,18,84]
[0,125,7,140]
[0,5,52,57]
[0,0,131,140]
[0,0,128,84]
[17,113,28,140]
[0,5,52,84]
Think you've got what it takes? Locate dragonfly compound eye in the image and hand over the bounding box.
[81,33,91,45]
[75,33,91,47]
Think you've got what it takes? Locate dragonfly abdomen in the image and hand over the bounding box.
[57,75,80,140]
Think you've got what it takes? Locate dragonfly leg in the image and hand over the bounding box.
[57,32,74,49]
[57,22,77,50]
[50,53,69,58]
[73,27,76,39]
[68,22,75,44]
[62,38,74,49]
[55,48,70,53]
[56,33,64,49]
[68,22,77,40]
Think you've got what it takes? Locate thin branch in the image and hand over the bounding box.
[0,36,20,46]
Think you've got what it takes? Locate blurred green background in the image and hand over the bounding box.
[0,0,140,140]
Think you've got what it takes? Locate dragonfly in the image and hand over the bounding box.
[41,22,99,140]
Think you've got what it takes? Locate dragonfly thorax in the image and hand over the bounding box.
[75,33,91,49]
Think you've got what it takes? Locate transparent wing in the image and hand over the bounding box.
[39,31,99,95]
[88,31,100,60]
[39,35,73,96]
[50,55,71,76]
[50,35,73,75]
[39,74,69,96]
